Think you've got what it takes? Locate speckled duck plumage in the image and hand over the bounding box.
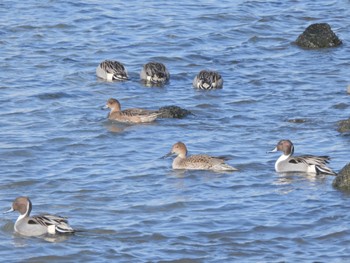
[103,98,160,123]
[164,141,237,171]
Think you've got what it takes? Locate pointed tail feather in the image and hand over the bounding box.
[315,165,336,176]
[55,223,75,234]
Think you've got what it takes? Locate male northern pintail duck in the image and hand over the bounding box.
[96,60,129,81]
[164,141,238,171]
[193,70,223,90]
[104,98,160,123]
[140,62,170,85]
[269,139,336,175]
[4,196,75,237]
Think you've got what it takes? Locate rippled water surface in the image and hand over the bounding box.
[1,0,350,262]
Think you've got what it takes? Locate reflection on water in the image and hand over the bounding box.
[273,172,329,196]
[41,234,72,243]
[104,123,127,133]
[273,172,328,185]
[2,221,73,245]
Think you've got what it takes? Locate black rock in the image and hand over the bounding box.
[295,23,342,49]
[287,118,307,123]
[158,105,192,119]
[333,163,350,190]
[337,118,350,133]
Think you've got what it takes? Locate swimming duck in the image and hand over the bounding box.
[4,196,75,237]
[269,139,336,175]
[104,98,160,123]
[96,60,129,81]
[193,70,223,90]
[140,62,170,85]
[164,141,238,171]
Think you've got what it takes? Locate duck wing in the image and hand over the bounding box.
[289,155,330,165]
[100,60,128,80]
[29,214,74,233]
[289,155,335,175]
[122,108,159,116]
[103,61,125,73]
[186,154,229,165]
[185,155,237,171]
[29,214,67,226]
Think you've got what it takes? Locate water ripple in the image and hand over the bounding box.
[1,0,350,262]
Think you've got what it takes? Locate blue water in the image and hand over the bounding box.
[1,0,350,262]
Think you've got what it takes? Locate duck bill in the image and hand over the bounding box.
[3,208,14,214]
[102,105,109,110]
[267,147,278,153]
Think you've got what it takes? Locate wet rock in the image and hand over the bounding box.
[332,103,348,110]
[287,118,307,123]
[158,105,192,119]
[295,23,342,49]
[333,163,350,190]
[337,118,350,133]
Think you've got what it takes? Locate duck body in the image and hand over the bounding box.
[193,70,223,90]
[165,142,237,171]
[140,62,170,85]
[172,154,236,171]
[5,196,75,237]
[104,98,160,123]
[270,139,336,175]
[96,60,129,81]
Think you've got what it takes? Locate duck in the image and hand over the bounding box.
[193,70,223,90]
[103,98,160,123]
[269,139,336,175]
[4,196,75,237]
[96,60,129,81]
[164,141,238,171]
[140,62,170,85]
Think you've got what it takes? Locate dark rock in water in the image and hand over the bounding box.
[158,105,192,118]
[35,92,71,100]
[337,118,350,133]
[332,103,349,110]
[295,23,342,49]
[333,163,350,190]
[287,118,307,123]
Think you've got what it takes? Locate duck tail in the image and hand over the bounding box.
[55,223,75,234]
[221,163,239,171]
[315,165,337,176]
